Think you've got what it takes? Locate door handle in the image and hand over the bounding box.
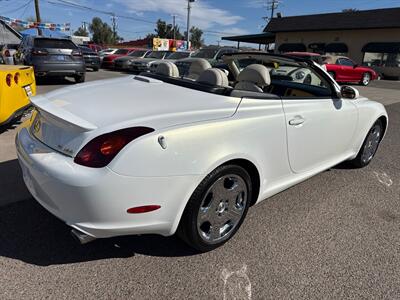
[289,116,305,126]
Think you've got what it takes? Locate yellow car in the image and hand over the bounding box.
[0,65,36,126]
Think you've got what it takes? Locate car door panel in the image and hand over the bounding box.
[282,98,358,173]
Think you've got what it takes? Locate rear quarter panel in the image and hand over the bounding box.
[108,97,291,199]
[0,66,36,124]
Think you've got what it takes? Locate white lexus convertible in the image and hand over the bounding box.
[16,52,388,252]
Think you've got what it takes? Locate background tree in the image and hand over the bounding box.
[89,17,121,44]
[342,8,359,12]
[151,19,184,40]
[188,26,204,49]
[73,27,88,37]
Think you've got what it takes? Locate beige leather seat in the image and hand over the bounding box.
[234,64,271,92]
[197,68,229,87]
[155,61,179,78]
[187,58,212,80]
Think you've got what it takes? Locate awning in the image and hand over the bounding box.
[278,43,306,52]
[325,43,348,53]
[221,32,275,44]
[362,42,400,53]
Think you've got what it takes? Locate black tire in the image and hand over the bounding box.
[349,120,383,168]
[74,74,85,83]
[92,67,99,72]
[178,164,252,252]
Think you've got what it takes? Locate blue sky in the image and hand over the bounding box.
[1,0,399,45]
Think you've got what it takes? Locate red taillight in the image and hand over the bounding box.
[127,205,161,214]
[4,50,10,57]
[14,73,20,85]
[6,74,12,87]
[31,49,48,56]
[74,127,154,168]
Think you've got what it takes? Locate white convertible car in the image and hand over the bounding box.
[16,52,388,252]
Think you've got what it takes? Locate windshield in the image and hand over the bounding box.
[192,49,218,59]
[129,50,147,57]
[167,52,190,59]
[114,49,130,55]
[232,56,331,90]
[146,51,169,59]
[34,39,77,49]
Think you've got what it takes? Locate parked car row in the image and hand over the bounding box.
[285,52,379,85]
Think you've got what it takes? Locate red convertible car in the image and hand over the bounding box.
[285,52,378,86]
[101,48,138,69]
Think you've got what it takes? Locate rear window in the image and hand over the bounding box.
[167,52,191,59]
[192,49,218,59]
[129,50,147,57]
[34,39,77,49]
[115,49,130,55]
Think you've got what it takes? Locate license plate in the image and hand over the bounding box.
[54,55,66,61]
[24,85,33,96]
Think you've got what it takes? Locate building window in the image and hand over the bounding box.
[278,43,306,53]
[363,52,400,67]
[362,43,400,68]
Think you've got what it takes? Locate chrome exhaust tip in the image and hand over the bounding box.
[71,229,96,245]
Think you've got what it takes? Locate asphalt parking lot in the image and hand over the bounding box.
[0,70,399,299]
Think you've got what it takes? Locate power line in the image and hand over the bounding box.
[2,0,32,15]
[47,0,156,24]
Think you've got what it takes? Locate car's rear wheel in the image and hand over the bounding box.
[349,120,383,168]
[360,72,371,86]
[92,67,99,72]
[178,165,252,252]
[74,74,86,83]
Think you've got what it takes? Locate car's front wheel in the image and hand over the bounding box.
[178,165,252,252]
[350,120,383,168]
[360,72,371,86]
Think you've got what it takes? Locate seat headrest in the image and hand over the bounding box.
[188,58,212,79]
[237,64,271,87]
[197,68,229,87]
[155,61,179,78]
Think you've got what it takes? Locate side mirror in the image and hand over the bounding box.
[341,86,359,99]
[353,64,358,68]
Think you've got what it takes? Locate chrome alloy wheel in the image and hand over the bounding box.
[362,73,371,85]
[361,123,382,164]
[196,175,248,244]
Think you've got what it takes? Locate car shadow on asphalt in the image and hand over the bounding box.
[36,77,76,86]
[0,122,19,134]
[0,159,198,266]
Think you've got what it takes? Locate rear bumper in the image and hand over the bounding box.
[33,63,86,77]
[15,122,200,238]
[83,57,100,69]
[0,103,30,126]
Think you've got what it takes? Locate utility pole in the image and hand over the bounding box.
[82,21,88,32]
[34,0,42,36]
[186,0,195,50]
[111,13,117,43]
[266,0,280,20]
[172,15,176,41]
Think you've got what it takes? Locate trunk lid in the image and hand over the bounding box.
[29,75,240,156]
